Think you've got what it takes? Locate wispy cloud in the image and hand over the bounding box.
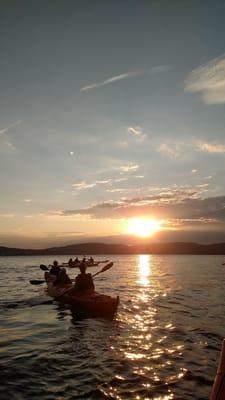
[81,64,172,92]
[72,181,97,190]
[127,126,146,140]
[118,163,139,172]
[0,120,22,135]
[128,126,143,136]
[80,70,142,92]
[197,141,225,154]
[72,179,112,191]
[185,55,225,104]
[157,142,190,159]
[157,139,225,159]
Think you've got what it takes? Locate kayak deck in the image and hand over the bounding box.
[45,273,119,319]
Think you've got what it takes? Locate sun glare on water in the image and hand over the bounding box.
[126,218,162,238]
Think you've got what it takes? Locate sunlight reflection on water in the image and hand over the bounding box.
[138,255,152,286]
[1,255,225,399]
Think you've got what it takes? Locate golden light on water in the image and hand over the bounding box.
[126,217,163,238]
[112,254,185,400]
[138,254,152,286]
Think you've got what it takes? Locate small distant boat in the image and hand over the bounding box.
[210,339,225,399]
[62,260,109,268]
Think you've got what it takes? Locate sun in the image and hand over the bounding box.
[126,217,162,238]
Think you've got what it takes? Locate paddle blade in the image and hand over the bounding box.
[101,261,113,273]
[92,262,113,278]
[40,264,49,271]
[30,279,46,285]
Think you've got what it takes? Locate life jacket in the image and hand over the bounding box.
[49,265,60,276]
[74,273,94,291]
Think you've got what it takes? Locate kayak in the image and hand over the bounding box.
[211,339,225,399]
[63,260,109,268]
[45,272,119,319]
[66,262,100,268]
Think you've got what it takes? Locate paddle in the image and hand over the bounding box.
[29,265,49,284]
[30,279,46,285]
[92,262,113,278]
[40,264,49,271]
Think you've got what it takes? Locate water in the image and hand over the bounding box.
[0,254,225,399]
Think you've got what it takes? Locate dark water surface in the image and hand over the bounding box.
[0,254,225,399]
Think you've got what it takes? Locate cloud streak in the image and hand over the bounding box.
[185,55,225,104]
[80,64,172,92]
[80,71,142,92]
[0,120,22,135]
[197,141,225,154]
[157,139,225,159]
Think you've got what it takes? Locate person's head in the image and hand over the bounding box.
[53,260,58,267]
[79,264,86,274]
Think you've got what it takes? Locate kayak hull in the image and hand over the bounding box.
[61,260,109,268]
[67,262,100,268]
[45,273,119,319]
[211,339,225,400]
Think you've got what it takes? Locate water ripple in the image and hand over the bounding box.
[0,254,225,399]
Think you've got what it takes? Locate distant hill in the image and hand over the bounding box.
[0,241,225,256]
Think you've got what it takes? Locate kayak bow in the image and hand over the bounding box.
[211,339,225,400]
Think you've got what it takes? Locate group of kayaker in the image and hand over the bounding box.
[67,256,94,266]
[49,260,95,292]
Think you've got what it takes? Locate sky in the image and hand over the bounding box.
[0,0,225,248]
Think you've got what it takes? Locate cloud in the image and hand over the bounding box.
[80,71,142,92]
[127,126,146,141]
[72,179,112,191]
[80,64,172,92]
[157,139,225,159]
[128,126,143,136]
[157,142,189,159]
[185,55,225,104]
[72,181,97,190]
[61,187,225,224]
[0,120,22,135]
[118,163,139,172]
[197,141,225,154]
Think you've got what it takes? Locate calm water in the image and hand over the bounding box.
[0,254,225,399]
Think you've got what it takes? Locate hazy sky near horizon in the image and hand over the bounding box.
[1,0,225,247]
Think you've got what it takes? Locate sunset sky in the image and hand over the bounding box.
[1,1,225,248]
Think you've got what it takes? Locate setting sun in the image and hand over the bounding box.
[126,218,163,238]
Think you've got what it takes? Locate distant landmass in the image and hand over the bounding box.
[0,241,225,256]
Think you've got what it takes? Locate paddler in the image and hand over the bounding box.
[73,262,95,292]
[49,260,61,276]
[54,267,72,285]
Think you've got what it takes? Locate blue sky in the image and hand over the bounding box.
[0,1,225,247]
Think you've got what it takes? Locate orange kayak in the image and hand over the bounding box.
[45,272,119,319]
[211,339,225,399]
